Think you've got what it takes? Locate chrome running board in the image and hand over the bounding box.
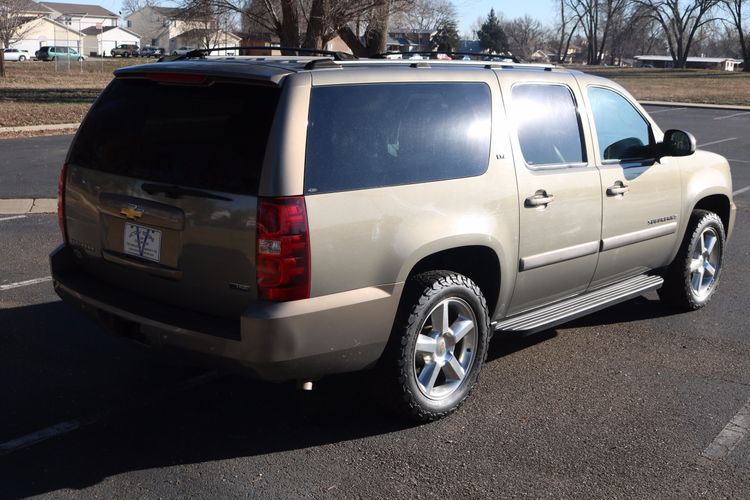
[494,274,664,334]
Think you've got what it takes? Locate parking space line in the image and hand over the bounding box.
[0,276,52,291]
[733,185,750,197]
[698,138,737,148]
[0,215,27,222]
[702,398,750,460]
[0,371,222,456]
[647,107,687,114]
[714,112,750,121]
[728,159,750,164]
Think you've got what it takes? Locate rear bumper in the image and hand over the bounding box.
[51,245,403,381]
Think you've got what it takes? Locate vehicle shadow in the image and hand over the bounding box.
[0,298,552,497]
[0,294,677,497]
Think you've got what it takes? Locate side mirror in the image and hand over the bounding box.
[660,129,696,158]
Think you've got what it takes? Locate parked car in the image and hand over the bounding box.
[111,44,139,57]
[171,47,194,56]
[3,48,30,61]
[51,55,736,421]
[139,46,164,58]
[35,46,86,61]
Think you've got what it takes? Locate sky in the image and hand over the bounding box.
[83,0,558,38]
[454,1,556,36]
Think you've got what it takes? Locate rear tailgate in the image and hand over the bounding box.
[64,73,281,318]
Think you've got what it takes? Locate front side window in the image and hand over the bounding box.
[304,82,492,194]
[588,86,652,162]
[511,84,585,167]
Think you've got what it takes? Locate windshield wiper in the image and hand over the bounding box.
[141,183,232,201]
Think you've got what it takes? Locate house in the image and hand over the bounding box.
[38,2,118,31]
[7,16,83,54]
[386,29,436,53]
[172,28,241,55]
[81,26,140,57]
[635,55,741,71]
[126,6,235,54]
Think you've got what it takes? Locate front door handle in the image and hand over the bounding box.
[525,191,555,208]
[607,181,630,196]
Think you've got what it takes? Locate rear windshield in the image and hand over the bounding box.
[69,77,280,195]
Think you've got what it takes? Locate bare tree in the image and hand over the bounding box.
[553,0,581,63]
[504,14,549,60]
[565,0,629,65]
[722,0,750,71]
[187,0,412,54]
[636,0,721,68]
[390,0,455,30]
[0,0,41,77]
[121,0,155,17]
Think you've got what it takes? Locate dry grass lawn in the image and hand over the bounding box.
[0,59,150,129]
[582,67,750,106]
[1,60,749,130]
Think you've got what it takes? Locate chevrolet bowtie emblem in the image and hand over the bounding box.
[120,205,145,220]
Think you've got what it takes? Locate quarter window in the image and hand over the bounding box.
[588,86,652,161]
[304,83,492,194]
[511,84,585,167]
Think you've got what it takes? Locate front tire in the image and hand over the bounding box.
[18,55,25,62]
[381,271,490,421]
[658,209,725,310]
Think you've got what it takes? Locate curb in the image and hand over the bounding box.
[640,101,750,111]
[0,198,57,215]
[0,123,79,134]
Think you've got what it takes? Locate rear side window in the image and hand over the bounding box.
[69,78,280,195]
[511,84,585,167]
[304,83,492,194]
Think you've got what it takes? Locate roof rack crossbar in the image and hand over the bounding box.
[374,50,521,63]
[159,46,358,62]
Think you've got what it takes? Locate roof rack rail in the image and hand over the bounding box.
[158,46,358,62]
[373,50,520,63]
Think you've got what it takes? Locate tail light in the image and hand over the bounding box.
[256,196,310,301]
[57,163,68,243]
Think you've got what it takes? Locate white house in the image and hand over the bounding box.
[81,26,140,57]
[38,2,118,31]
[126,6,237,53]
[8,16,83,53]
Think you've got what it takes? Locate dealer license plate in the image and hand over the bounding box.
[123,223,162,263]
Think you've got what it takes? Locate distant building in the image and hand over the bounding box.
[635,55,741,71]
[126,6,236,54]
[386,29,436,54]
[38,2,118,31]
[81,26,140,57]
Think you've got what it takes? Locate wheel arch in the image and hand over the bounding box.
[692,194,731,238]
[403,244,503,318]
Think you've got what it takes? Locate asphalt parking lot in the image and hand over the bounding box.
[1,106,749,498]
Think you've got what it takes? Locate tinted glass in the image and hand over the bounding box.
[511,84,585,166]
[69,78,280,195]
[588,86,651,161]
[304,83,491,194]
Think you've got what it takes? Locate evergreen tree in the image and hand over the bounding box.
[476,8,509,54]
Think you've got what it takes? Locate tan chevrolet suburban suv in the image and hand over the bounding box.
[51,51,736,420]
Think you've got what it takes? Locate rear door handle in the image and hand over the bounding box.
[525,191,555,207]
[607,182,630,196]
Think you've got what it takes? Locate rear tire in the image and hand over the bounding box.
[380,271,490,421]
[18,55,25,62]
[658,209,725,310]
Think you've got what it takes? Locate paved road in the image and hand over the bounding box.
[1,107,749,498]
[0,135,71,199]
